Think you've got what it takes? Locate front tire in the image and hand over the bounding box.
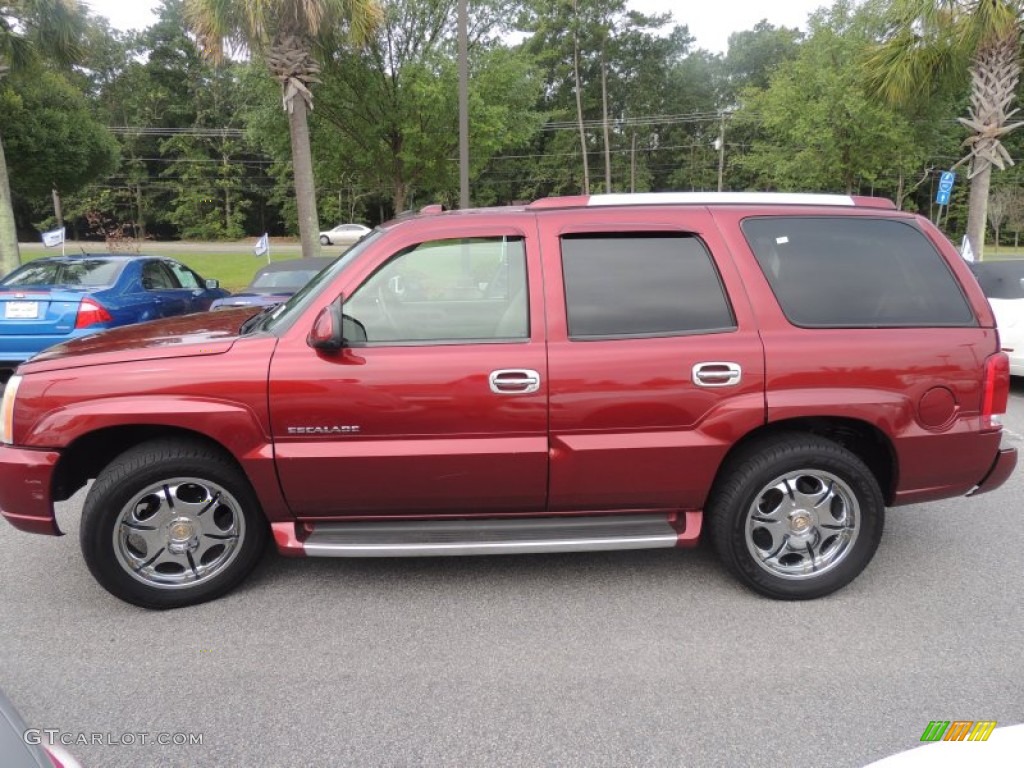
[80,439,267,609]
[708,434,884,599]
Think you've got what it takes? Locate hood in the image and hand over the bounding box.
[210,292,288,308]
[21,307,259,373]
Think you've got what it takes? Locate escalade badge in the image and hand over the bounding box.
[288,425,361,435]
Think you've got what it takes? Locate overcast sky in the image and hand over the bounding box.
[84,0,828,54]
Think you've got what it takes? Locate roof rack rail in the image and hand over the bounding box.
[529,192,896,210]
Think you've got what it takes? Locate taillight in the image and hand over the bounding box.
[982,352,1010,429]
[74,298,112,329]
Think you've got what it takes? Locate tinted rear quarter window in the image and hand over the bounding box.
[561,233,735,339]
[741,217,975,327]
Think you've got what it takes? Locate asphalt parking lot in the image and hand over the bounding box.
[2,384,1023,768]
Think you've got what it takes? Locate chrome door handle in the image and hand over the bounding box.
[692,362,742,387]
[489,369,541,394]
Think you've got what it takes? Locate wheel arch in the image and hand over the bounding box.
[52,425,244,503]
[710,417,897,505]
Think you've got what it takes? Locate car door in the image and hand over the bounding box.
[269,220,549,517]
[165,260,211,312]
[538,207,767,512]
[140,260,188,318]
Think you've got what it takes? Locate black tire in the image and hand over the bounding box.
[319,235,330,245]
[80,438,267,609]
[707,434,884,600]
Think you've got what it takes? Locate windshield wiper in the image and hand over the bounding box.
[239,303,281,335]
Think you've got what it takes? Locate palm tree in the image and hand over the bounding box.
[1,0,85,274]
[185,0,382,259]
[867,0,1024,260]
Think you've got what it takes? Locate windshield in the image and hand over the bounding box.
[251,269,322,291]
[260,231,382,333]
[1,259,123,288]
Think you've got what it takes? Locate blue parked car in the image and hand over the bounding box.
[0,254,227,383]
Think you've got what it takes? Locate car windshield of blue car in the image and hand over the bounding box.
[1,259,123,288]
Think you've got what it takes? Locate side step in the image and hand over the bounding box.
[298,514,680,557]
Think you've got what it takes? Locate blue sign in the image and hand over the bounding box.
[936,170,955,206]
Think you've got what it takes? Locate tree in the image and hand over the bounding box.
[1,0,87,273]
[518,0,680,197]
[721,19,803,97]
[0,71,118,215]
[1003,186,1024,247]
[987,185,1016,251]
[184,0,382,258]
[733,1,927,199]
[867,0,1024,260]
[307,0,543,213]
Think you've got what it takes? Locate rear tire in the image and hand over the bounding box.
[80,438,267,609]
[319,235,330,245]
[708,434,884,599]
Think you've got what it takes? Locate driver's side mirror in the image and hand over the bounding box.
[307,295,367,352]
[205,278,220,290]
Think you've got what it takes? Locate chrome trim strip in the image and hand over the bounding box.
[302,514,678,557]
[303,536,677,557]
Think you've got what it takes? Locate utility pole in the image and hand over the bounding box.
[458,0,470,209]
[630,132,637,193]
[601,57,611,193]
[716,113,726,193]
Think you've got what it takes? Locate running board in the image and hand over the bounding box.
[297,514,680,558]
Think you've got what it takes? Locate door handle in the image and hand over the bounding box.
[692,362,742,387]
[489,369,541,394]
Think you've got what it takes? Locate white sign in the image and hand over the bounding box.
[41,227,65,248]
[254,233,269,257]
[960,235,975,263]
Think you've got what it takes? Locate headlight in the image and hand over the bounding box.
[1,374,21,445]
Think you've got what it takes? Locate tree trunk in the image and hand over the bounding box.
[136,184,146,241]
[393,180,407,214]
[52,187,64,229]
[0,134,21,273]
[287,97,321,258]
[572,1,590,195]
[966,164,991,261]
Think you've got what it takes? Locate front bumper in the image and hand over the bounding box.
[0,445,61,535]
[968,445,1018,497]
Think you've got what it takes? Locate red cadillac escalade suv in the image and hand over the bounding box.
[0,193,1016,608]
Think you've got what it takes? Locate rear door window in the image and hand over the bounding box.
[560,233,735,339]
[742,217,975,327]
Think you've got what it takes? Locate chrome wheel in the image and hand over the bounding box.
[744,470,860,580]
[113,477,246,590]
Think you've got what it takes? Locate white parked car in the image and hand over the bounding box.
[318,223,371,246]
[971,260,1024,376]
